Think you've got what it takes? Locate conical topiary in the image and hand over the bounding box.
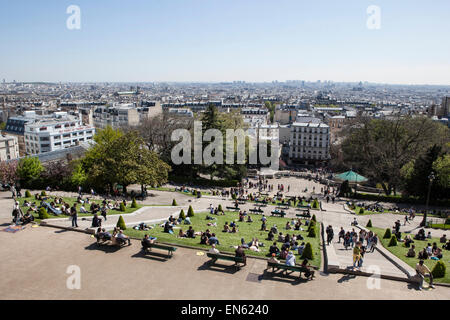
[307,220,316,232]
[359,207,365,214]
[38,207,49,219]
[218,204,223,212]
[179,209,186,220]
[25,190,32,198]
[312,214,317,222]
[312,199,319,209]
[432,261,446,278]
[366,219,373,228]
[383,228,391,239]
[116,215,126,230]
[120,202,126,212]
[301,242,313,260]
[388,235,397,247]
[172,199,178,206]
[307,226,316,238]
[187,205,194,217]
[131,198,137,208]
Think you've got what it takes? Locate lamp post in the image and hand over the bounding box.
[421,172,435,227]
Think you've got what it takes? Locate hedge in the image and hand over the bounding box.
[352,192,450,207]
[169,175,239,188]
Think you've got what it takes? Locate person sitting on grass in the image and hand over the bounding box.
[426,243,433,256]
[285,221,291,230]
[184,216,192,225]
[406,245,416,258]
[178,228,186,238]
[433,248,443,260]
[301,259,315,280]
[278,232,285,243]
[80,205,88,214]
[269,242,280,256]
[223,222,230,233]
[200,232,209,244]
[279,247,288,259]
[239,212,245,222]
[440,234,447,244]
[268,253,280,264]
[270,224,278,235]
[231,225,238,233]
[444,240,450,250]
[416,260,435,290]
[418,248,429,260]
[267,230,274,241]
[186,226,195,238]
[404,235,414,248]
[208,233,219,245]
[163,221,173,234]
[247,215,253,223]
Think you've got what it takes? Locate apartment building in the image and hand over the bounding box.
[288,119,330,165]
[24,112,95,155]
[0,134,20,161]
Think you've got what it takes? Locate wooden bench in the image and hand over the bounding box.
[267,262,309,279]
[276,205,290,210]
[254,203,267,207]
[249,208,264,214]
[296,212,311,218]
[226,206,240,211]
[142,243,177,258]
[206,253,245,268]
[297,205,311,209]
[271,211,286,217]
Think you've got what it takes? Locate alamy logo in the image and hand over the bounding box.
[171,121,280,170]
[66,5,81,30]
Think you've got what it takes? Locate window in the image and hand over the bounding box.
[39,127,47,131]
[40,137,50,141]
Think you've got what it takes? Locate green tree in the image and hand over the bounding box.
[383,228,391,239]
[17,157,44,188]
[179,209,186,220]
[131,198,137,208]
[366,219,372,227]
[187,205,194,217]
[388,235,397,246]
[119,202,126,212]
[38,207,49,219]
[172,199,178,206]
[431,261,446,278]
[300,242,313,260]
[116,215,126,230]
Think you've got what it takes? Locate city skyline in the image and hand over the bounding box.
[1,0,450,84]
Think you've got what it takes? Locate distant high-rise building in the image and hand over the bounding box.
[441,97,450,117]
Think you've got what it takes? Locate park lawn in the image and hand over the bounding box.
[353,206,390,215]
[430,224,450,230]
[18,195,142,223]
[368,227,450,284]
[124,211,322,268]
[149,187,212,197]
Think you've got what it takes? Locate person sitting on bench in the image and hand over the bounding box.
[285,251,296,266]
[268,253,280,264]
[116,230,131,245]
[209,244,220,254]
[235,246,247,266]
[406,245,416,258]
[301,259,315,280]
[416,260,435,290]
[269,242,280,256]
[141,234,156,250]
[22,211,34,224]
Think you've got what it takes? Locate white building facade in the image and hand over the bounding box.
[288,121,330,165]
[0,135,20,161]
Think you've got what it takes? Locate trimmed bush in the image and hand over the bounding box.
[116,215,126,230]
[179,209,186,220]
[301,242,313,260]
[172,199,178,206]
[131,198,137,208]
[388,235,397,247]
[218,204,223,212]
[187,205,194,217]
[25,190,32,198]
[307,220,316,232]
[359,207,364,214]
[38,207,49,219]
[366,219,373,228]
[119,202,126,212]
[312,214,317,222]
[307,226,316,238]
[312,199,319,209]
[431,261,446,278]
[231,193,237,200]
[383,228,392,239]
[41,190,46,196]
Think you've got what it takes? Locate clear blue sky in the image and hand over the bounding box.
[1,0,449,84]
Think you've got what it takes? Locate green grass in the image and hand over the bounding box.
[124,211,322,268]
[352,206,390,215]
[368,227,449,283]
[18,195,142,223]
[430,224,450,230]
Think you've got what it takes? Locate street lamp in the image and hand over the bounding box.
[421,172,435,227]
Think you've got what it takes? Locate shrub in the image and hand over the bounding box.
[388,235,397,247]
[218,204,223,212]
[307,226,316,238]
[179,209,186,220]
[312,214,317,222]
[38,207,49,219]
[172,199,178,206]
[431,261,446,278]
[231,193,237,200]
[120,202,126,212]
[131,198,137,208]
[307,220,316,232]
[383,228,392,239]
[41,190,46,196]
[116,215,126,230]
[187,205,194,217]
[366,219,373,228]
[445,218,450,225]
[25,190,32,198]
[301,242,313,260]
[312,199,319,209]
[359,207,364,214]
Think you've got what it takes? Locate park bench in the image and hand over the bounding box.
[277,205,290,210]
[142,242,177,258]
[226,206,240,211]
[267,261,309,280]
[254,203,267,208]
[206,253,245,268]
[271,210,286,218]
[297,204,311,209]
[295,210,311,218]
[249,208,264,214]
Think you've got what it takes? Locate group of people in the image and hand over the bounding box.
[337,227,378,254]
[95,227,131,246]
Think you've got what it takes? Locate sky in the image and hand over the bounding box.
[1,0,450,84]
